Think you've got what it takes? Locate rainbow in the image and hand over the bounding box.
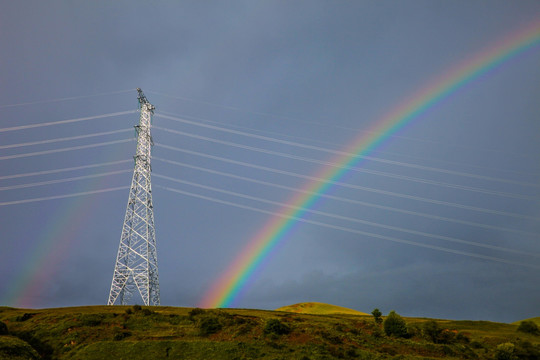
[199,20,540,308]
[1,133,135,308]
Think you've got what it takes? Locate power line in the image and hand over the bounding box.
[153,156,537,237]
[154,173,539,258]
[158,110,540,179]
[149,91,537,160]
[0,89,135,109]
[0,169,132,191]
[0,160,132,180]
[0,129,132,149]
[155,184,540,270]
[154,125,537,199]
[0,139,134,161]
[153,117,539,189]
[0,186,129,206]
[0,110,137,133]
[155,143,540,221]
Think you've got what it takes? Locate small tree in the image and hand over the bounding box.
[371,308,383,325]
[383,310,408,338]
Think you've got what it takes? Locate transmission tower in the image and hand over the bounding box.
[108,88,160,306]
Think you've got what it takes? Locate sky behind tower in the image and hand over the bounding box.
[1,1,539,323]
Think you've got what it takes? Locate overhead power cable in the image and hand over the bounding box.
[0,186,129,206]
[148,92,536,160]
[0,170,132,191]
[0,129,132,149]
[153,119,539,189]
[0,160,132,180]
[158,110,540,179]
[154,126,534,198]
[0,139,134,161]
[154,173,538,258]
[0,89,135,109]
[153,156,536,237]
[155,184,540,270]
[0,110,137,133]
[155,143,540,221]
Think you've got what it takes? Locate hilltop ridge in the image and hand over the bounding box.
[276,302,369,316]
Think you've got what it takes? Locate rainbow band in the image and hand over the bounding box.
[200,21,540,309]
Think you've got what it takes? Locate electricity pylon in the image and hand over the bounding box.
[108,88,160,306]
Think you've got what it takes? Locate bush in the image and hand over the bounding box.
[383,311,408,338]
[517,321,539,335]
[264,319,291,336]
[0,321,8,335]
[188,308,206,320]
[141,308,154,316]
[514,340,540,359]
[113,331,132,341]
[80,314,105,327]
[495,342,516,360]
[199,316,222,336]
[15,313,34,322]
[406,324,421,338]
[423,320,441,343]
[0,336,39,359]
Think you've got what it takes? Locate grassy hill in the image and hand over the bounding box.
[0,305,539,359]
[513,317,540,326]
[276,302,368,316]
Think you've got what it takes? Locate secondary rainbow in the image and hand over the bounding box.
[1,119,135,308]
[199,20,540,309]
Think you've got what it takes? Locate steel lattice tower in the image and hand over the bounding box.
[108,88,160,306]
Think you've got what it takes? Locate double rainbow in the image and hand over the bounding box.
[200,20,540,308]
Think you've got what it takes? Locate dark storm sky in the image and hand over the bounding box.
[1,1,539,323]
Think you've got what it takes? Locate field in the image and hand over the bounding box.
[0,304,539,359]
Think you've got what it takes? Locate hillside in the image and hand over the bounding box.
[0,305,539,359]
[513,317,540,326]
[276,302,369,316]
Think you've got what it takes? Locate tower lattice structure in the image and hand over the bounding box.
[108,88,160,306]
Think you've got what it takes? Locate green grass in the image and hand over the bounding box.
[0,305,538,359]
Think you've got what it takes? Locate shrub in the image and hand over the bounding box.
[517,320,539,335]
[0,336,39,359]
[495,342,516,360]
[0,321,8,335]
[113,331,132,341]
[406,324,421,338]
[188,308,206,320]
[423,320,441,343]
[199,316,222,336]
[80,314,105,327]
[422,320,459,344]
[15,313,34,322]
[141,308,154,316]
[383,311,408,338]
[264,319,291,336]
[514,340,540,359]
